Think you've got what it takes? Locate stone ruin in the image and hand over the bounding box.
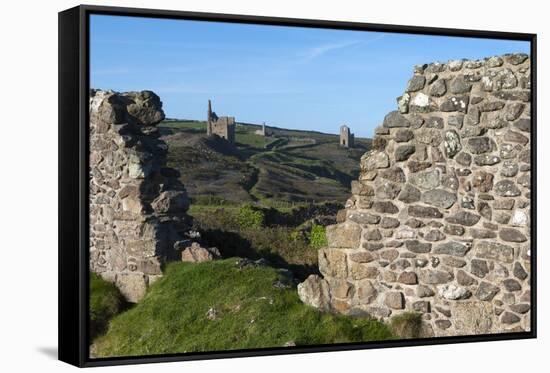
[207,99,236,143]
[298,53,531,337]
[89,89,194,302]
[340,124,355,148]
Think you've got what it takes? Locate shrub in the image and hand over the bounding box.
[237,204,265,229]
[308,224,328,249]
[90,273,124,339]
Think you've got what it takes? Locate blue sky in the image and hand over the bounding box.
[90,15,529,137]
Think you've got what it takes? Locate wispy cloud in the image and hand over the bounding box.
[300,40,362,63]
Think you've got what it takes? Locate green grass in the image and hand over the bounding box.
[389,312,423,339]
[93,259,394,357]
[90,273,125,339]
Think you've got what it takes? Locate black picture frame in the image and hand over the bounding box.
[58,4,537,368]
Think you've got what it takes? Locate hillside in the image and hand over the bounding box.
[92,259,394,357]
[159,120,371,207]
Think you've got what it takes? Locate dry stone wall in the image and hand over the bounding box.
[298,53,531,337]
[89,90,192,302]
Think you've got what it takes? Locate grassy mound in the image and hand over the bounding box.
[93,259,394,357]
[90,273,124,339]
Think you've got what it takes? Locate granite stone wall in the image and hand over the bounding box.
[89,90,192,302]
[298,53,531,337]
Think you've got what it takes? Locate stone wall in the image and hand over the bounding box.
[298,53,531,337]
[89,90,192,302]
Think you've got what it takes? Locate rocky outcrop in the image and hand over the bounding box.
[298,54,531,337]
[89,89,193,302]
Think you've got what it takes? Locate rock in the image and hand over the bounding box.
[513,118,531,132]
[445,211,481,226]
[429,79,447,96]
[509,303,530,314]
[502,279,522,292]
[181,243,221,263]
[398,271,418,285]
[444,130,462,158]
[415,128,443,147]
[440,95,469,113]
[411,93,435,112]
[361,151,390,171]
[405,240,432,253]
[471,171,494,193]
[501,161,519,177]
[510,210,528,226]
[122,90,165,126]
[421,189,457,209]
[365,228,382,241]
[455,152,472,167]
[419,269,453,284]
[397,94,410,114]
[467,137,495,154]
[408,205,443,219]
[434,241,471,256]
[452,301,494,334]
[115,273,148,303]
[384,292,405,309]
[424,229,446,242]
[504,103,525,121]
[473,154,501,166]
[326,223,362,248]
[475,283,501,303]
[406,75,426,92]
[379,167,406,183]
[439,284,471,300]
[347,211,381,225]
[206,307,218,320]
[470,259,489,278]
[151,190,189,214]
[513,262,528,280]
[499,228,528,242]
[356,280,378,304]
[297,275,331,311]
[372,201,399,214]
[435,320,452,330]
[407,160,432,173]
[450,75,472,94]
[383,111,410,128]
[376,182,401,200]
[395,145,416,161]
[349,251,375,263]
[501,312,521,324]
[318,249,348,278]
[504,130,529,145]
[444,224,465,236]
[283,341,296,347]
[398,184,421,203]
[417,285,435,297]
[475,241,514,263]
[495,180,521,197]
[457,270,477,286]
[380,217,400,228]
[351,181,374,196]
[410,169,440,190]
[505,53,528,65]
[426,116,444,129]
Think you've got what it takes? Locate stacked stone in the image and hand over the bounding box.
[89,90,192,302]
[298,53,531,337]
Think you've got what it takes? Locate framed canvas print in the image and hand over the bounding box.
[58,4,536,367]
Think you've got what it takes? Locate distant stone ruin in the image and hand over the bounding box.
[207,99,235,143]
[299,53,531,337]
[255,122,270,136]
[89,90,194,302]
[340,125,355,148]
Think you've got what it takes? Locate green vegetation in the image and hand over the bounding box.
[93,260,394,357]
[389,312,423,339]
[237,204,265,229]
[308,224,328,249]
[90,273,125,339]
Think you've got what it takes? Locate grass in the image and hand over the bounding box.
[90,273,125,339]
[93,259,394,357]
